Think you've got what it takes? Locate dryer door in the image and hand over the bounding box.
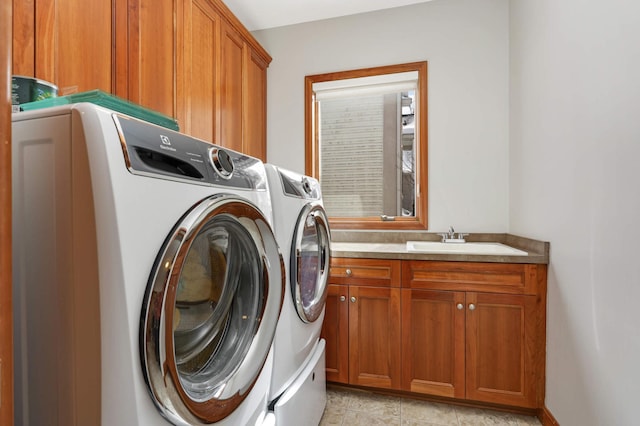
[291,204,331,323]
[141,194,284,425]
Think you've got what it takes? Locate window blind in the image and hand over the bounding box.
[319,94,385,217]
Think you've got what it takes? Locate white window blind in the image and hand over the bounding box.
[319,95,385,217]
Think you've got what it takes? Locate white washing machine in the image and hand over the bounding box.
[264,164,331,425]
[12,103,284,426]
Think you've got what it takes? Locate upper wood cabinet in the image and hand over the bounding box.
[115,0,177,118]
[125,0,271,158]
[12,0,271,160]
[178,0,220,142]
[218,19,244,153]
[244,50,268,160]
[13,0,113,93]
[12,0,36,77]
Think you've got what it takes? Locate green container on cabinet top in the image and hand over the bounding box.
[20,89,180,131]
[12,75,58,112]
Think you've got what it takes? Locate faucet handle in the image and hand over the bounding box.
[457,233,469,241]
[437,233,448,242]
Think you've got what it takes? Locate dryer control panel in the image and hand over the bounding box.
[278,168,322,200]
[113,113,266,189]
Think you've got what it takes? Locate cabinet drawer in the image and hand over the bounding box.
[402,261,541,295]
[329,258,400,287]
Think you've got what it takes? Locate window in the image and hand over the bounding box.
[305,62,428,230]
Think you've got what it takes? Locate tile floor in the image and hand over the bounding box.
[320,386,541,426]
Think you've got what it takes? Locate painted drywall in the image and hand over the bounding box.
[254,0,510,232]
[509,0,640,424]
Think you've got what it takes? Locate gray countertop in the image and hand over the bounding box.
[329,231,549,264]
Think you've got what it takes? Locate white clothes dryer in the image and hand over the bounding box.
[264,164,331,425]
[12,103,284,426]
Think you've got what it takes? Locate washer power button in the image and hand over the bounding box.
[210,147,234,179]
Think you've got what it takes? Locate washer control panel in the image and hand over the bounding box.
[113,114,265,189]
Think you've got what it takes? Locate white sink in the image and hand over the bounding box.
[406,241,528,256]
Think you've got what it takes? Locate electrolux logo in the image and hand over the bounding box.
[159,135,176,152]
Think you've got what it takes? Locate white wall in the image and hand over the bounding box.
[254,0,510,232]
[255,0,640,421]
[509,0,640,424]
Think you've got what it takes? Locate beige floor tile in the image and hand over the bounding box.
[319,411,344,426]
[343,410,402,426]
[402,418,457,426]
[324,388,351,415]
[346,390,402,417]
[515,414,542,426]
[455,406,539,426]
[322,387,542,426]
[401,399,459,426]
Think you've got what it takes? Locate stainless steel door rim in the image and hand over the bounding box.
[141,194,284,425]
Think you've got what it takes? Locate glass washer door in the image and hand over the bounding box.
[141,194,284,425]
[291,203,331,323]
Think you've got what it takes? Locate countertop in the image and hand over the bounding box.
[329,231,549,264]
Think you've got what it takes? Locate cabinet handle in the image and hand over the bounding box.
[350,296,356,303]
[456,303,464,310]
[339,295,346,302]
[468,304,476,311]
[345,269,352,276]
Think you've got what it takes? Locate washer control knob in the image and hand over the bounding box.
[301,177,312,195]
[210,147,234,179]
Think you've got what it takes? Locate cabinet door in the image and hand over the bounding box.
[243,48,268,160]
[401,289,465,398]
[12,0,35,75]
[349,286,401,389]
[218,20,244,152]
[177,0,220,140]
[320,284,349,384]
[465,292,538,408]
[120,0,176,118]
[29,0,112,94]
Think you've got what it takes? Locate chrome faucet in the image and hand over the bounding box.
[438,226,468,243]
[447,226,455,239]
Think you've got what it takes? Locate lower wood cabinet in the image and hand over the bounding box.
[402,289,540,408]
[323,284,349,383]
[321,258,402,390]
[323,257,547,410]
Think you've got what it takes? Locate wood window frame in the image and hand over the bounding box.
[304,61,428,230]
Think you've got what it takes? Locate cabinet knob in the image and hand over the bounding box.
[339,295,346,302]
[345,269,352,276]
[350,296,356,303]
[456,303,464,310]
[468,303,476,311]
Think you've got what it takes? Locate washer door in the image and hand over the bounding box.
[141,194,284,425]
[290,204,331,323]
